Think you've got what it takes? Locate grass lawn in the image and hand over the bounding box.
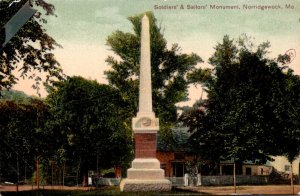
[1,186,204,196]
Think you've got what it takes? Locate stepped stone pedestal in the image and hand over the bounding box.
[120,158,171,192]
[120,116,171,192]
[120,14,171,192]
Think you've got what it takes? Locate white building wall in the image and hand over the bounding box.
[269,156,300,175]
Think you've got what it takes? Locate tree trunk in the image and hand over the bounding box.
[36,159,39,189]
[82,174,87,187]
[82,168,88,187]
[51,161,53,186]
[63,163,65,187]
[114,166,122,178]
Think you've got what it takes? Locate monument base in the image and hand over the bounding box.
[120,179,172,192]
[120,158,172,192]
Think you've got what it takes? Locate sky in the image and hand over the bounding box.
[13,0,300,106]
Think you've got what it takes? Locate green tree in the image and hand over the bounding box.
[272,70,300,193]
[181,35,300,193]
[105,12,202,150]
[0,0,64,94]
[46,76,132,185]
[182,35,300,168]
[0,95,50,183]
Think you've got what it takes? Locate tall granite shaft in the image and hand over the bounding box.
[138,15,154,118]
[120,15,171,192]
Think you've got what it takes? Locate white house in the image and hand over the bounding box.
[269,156,300,177]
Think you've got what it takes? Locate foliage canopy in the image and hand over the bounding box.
[0,0,64,94]
[46,76,132,181]
[181,35,300,164]
[105,12,203,150]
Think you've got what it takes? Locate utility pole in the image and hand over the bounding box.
[291,163,294,195]
[233,161,236,193]
[16,154,19,193]
[96,150,99,174]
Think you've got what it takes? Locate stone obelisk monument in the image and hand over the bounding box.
[120,15,171,192]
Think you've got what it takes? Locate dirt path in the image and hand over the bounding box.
[1,184,300,195]
[0,185,94,192]
[179,185,300,195]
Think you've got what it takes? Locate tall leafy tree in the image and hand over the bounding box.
[272,70,300,193]
[0,0,64,94]
[46,76,132,185]
[0,95,50,183]
[181,35,300,192]
[182,35,300,164]
[105,12,202,150]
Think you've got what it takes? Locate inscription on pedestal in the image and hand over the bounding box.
[132,117,159,133]
[135,133,156,158]
[135,117,158,128]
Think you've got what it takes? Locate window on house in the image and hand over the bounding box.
[172,162,185,177]
[284,165,290,172]
[246,167,251,175]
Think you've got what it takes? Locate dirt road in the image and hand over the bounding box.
[0,185,93,192]
[180,185,300,195]
[1,184,300,195]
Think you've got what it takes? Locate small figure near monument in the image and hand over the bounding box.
[119,14,172,192]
